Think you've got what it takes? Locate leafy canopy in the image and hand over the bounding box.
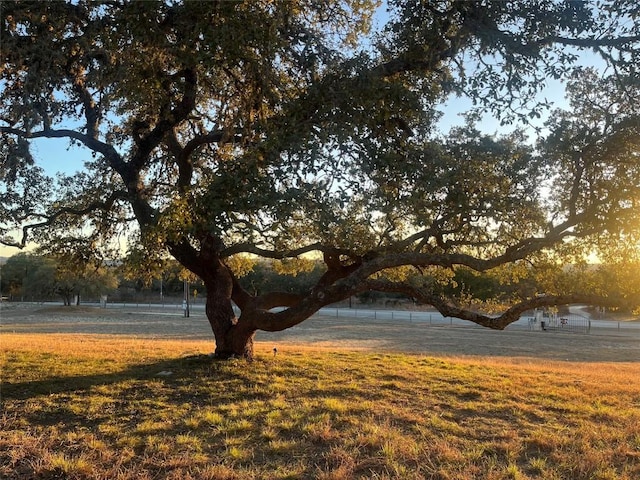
[1,0,640,328]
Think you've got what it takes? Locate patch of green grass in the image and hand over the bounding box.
[1,334,640,479]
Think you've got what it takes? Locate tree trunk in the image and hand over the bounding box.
[203,262,256,359]
[169,236,257,359]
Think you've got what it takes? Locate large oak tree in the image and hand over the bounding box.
[1,0,639,358]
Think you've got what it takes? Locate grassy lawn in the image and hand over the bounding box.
[1,333,639,479]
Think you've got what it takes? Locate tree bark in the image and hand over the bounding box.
[168,237,258,359]
[202,259,256,359]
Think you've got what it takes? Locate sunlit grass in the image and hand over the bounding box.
[1,333,639,479]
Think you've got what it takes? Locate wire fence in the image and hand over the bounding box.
[5,299,639,337]
[311,307,640,336]
[526,314,591,334]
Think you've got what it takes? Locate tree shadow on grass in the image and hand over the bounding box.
[2,354,304,479]
[1,354,225,402]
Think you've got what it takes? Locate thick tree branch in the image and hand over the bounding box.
[0,126,128,177]
[228,209,599,330]
[131,68,198,170]
[70,77,100,140]
[182,129,242,156]
[0,124,157,225]
[362,279,623,330]
[221,241,351,260]
[165,130,193,190]
[242,218,603,332]
[166,128,242,190]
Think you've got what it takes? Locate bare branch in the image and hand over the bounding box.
[1,190,127,249]
[0,126,127,175]
[535,34,640,50]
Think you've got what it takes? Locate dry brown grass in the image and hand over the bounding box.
[2,333,640,479]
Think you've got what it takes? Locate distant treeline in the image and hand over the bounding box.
[2,253,535,311]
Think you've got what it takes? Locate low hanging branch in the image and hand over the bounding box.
[362,279,623,330]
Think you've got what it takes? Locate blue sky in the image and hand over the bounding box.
[30,136,89,177]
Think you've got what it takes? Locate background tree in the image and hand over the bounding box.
[0,252,117,304]
[1,1,639,358]
[237,259,325,298]
[52,257,118,306]
[1,253,56,301]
